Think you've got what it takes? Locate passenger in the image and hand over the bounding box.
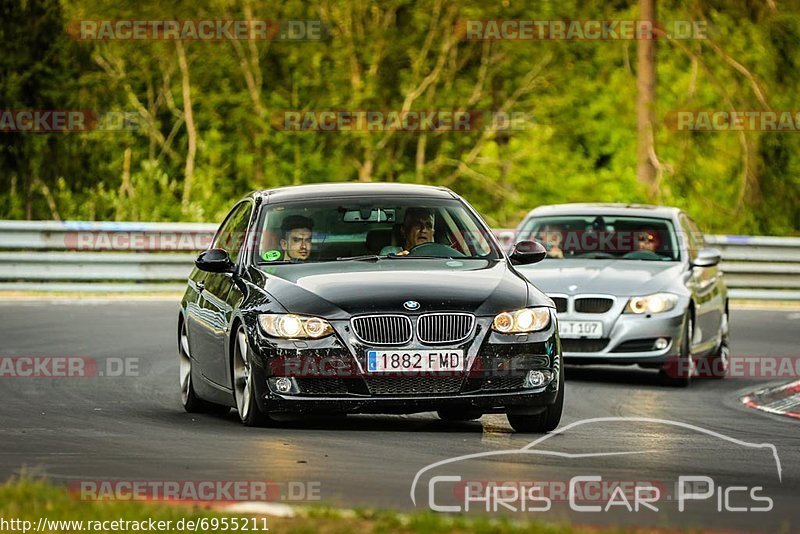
[280,215,314,261]
[636,230,658,252]
[541,225,564,259]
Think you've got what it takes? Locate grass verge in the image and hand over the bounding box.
[0,477,631,533]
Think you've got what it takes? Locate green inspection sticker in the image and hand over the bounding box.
[261,250,282,262]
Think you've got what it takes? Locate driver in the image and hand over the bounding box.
[380,208,435,256]
[280,215,314,261]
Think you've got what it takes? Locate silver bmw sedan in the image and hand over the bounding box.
[514,203,730,386]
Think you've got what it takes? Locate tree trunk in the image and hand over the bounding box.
[176,41,197,214]
[637,0,658,199]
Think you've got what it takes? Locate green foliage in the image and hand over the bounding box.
[0,0,797,235]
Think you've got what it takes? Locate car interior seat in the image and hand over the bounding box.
[366,228,393,254]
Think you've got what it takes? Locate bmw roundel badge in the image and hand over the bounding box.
[403,300,420,310]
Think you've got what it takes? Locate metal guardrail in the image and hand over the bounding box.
[0,221,798,299]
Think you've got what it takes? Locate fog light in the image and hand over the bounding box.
[523,370,548,388]
[654,337,669,350]
[274,377,292,393]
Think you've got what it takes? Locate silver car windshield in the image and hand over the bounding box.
[254,198,500,263]
[518,215,681,261]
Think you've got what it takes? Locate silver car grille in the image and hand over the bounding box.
[550,297,568,313]
[417,313,475,344]
[351,313,475,345]
[351,315,413,345]
[574,297,614,313]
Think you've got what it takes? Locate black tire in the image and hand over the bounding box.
[660,313,693,387]
[437,409,482,422]
[179,320,230,415]
[707,311,730,379]
[232,325,272,427]
[506,369,564,433]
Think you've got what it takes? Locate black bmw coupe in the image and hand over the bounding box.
[178,183,564,432]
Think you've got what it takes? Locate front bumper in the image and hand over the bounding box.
[258,388,559,415]
[553,295,687,365]
[244,314,562,415]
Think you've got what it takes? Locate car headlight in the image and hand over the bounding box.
[492,308,551,333]
[624,293,679,314]
[258,314,333,339]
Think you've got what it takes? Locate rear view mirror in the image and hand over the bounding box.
[693,247,721,267]
[196,248,235,273]
[342,208,396,222]
[509,240,547,265]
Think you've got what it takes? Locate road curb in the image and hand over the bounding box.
[740,380,800,420]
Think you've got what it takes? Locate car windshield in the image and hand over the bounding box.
[254,198,500,263]
[518,215,681,261]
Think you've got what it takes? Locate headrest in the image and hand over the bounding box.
[366,228,394,253]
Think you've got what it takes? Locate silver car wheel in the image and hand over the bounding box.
[717,312,730,374]
[686,316,696,377]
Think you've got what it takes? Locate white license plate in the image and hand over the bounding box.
[367,350,465,372]
[559,320,603,339]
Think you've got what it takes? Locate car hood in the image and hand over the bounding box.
[250,259,547,318]
[518,258,686,296]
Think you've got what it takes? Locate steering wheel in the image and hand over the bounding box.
[578,251,615,259]
[622,250,663,260]
[406,242,465,258]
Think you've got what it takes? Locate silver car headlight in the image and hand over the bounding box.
[258,314,333,339]
[492,308,551,333]
[624,293,679,314]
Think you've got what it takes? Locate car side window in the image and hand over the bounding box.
[212,201,253,265]
[678,214,699,262]
[686,217,706,248]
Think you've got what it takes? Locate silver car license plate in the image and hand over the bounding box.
[558,320,603,339]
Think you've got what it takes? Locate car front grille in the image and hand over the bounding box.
[561,338,610,352]
[365,376,463,395]
[417,313,475,344]
[574,297,614,313]
[479,375,526,392]
[295,378,349,395]
[351,313,476,345]
[351,315,413,345]
[550,297,568,313]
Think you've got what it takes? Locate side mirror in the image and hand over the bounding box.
[509,240,547,265]
[692,247,721,267]
[196,248,235,273]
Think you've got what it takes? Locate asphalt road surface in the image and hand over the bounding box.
[0,300,798,531]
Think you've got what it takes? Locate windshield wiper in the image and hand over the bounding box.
[334,254,482,261]
[335,254,386,261]
[258,259,310,265]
